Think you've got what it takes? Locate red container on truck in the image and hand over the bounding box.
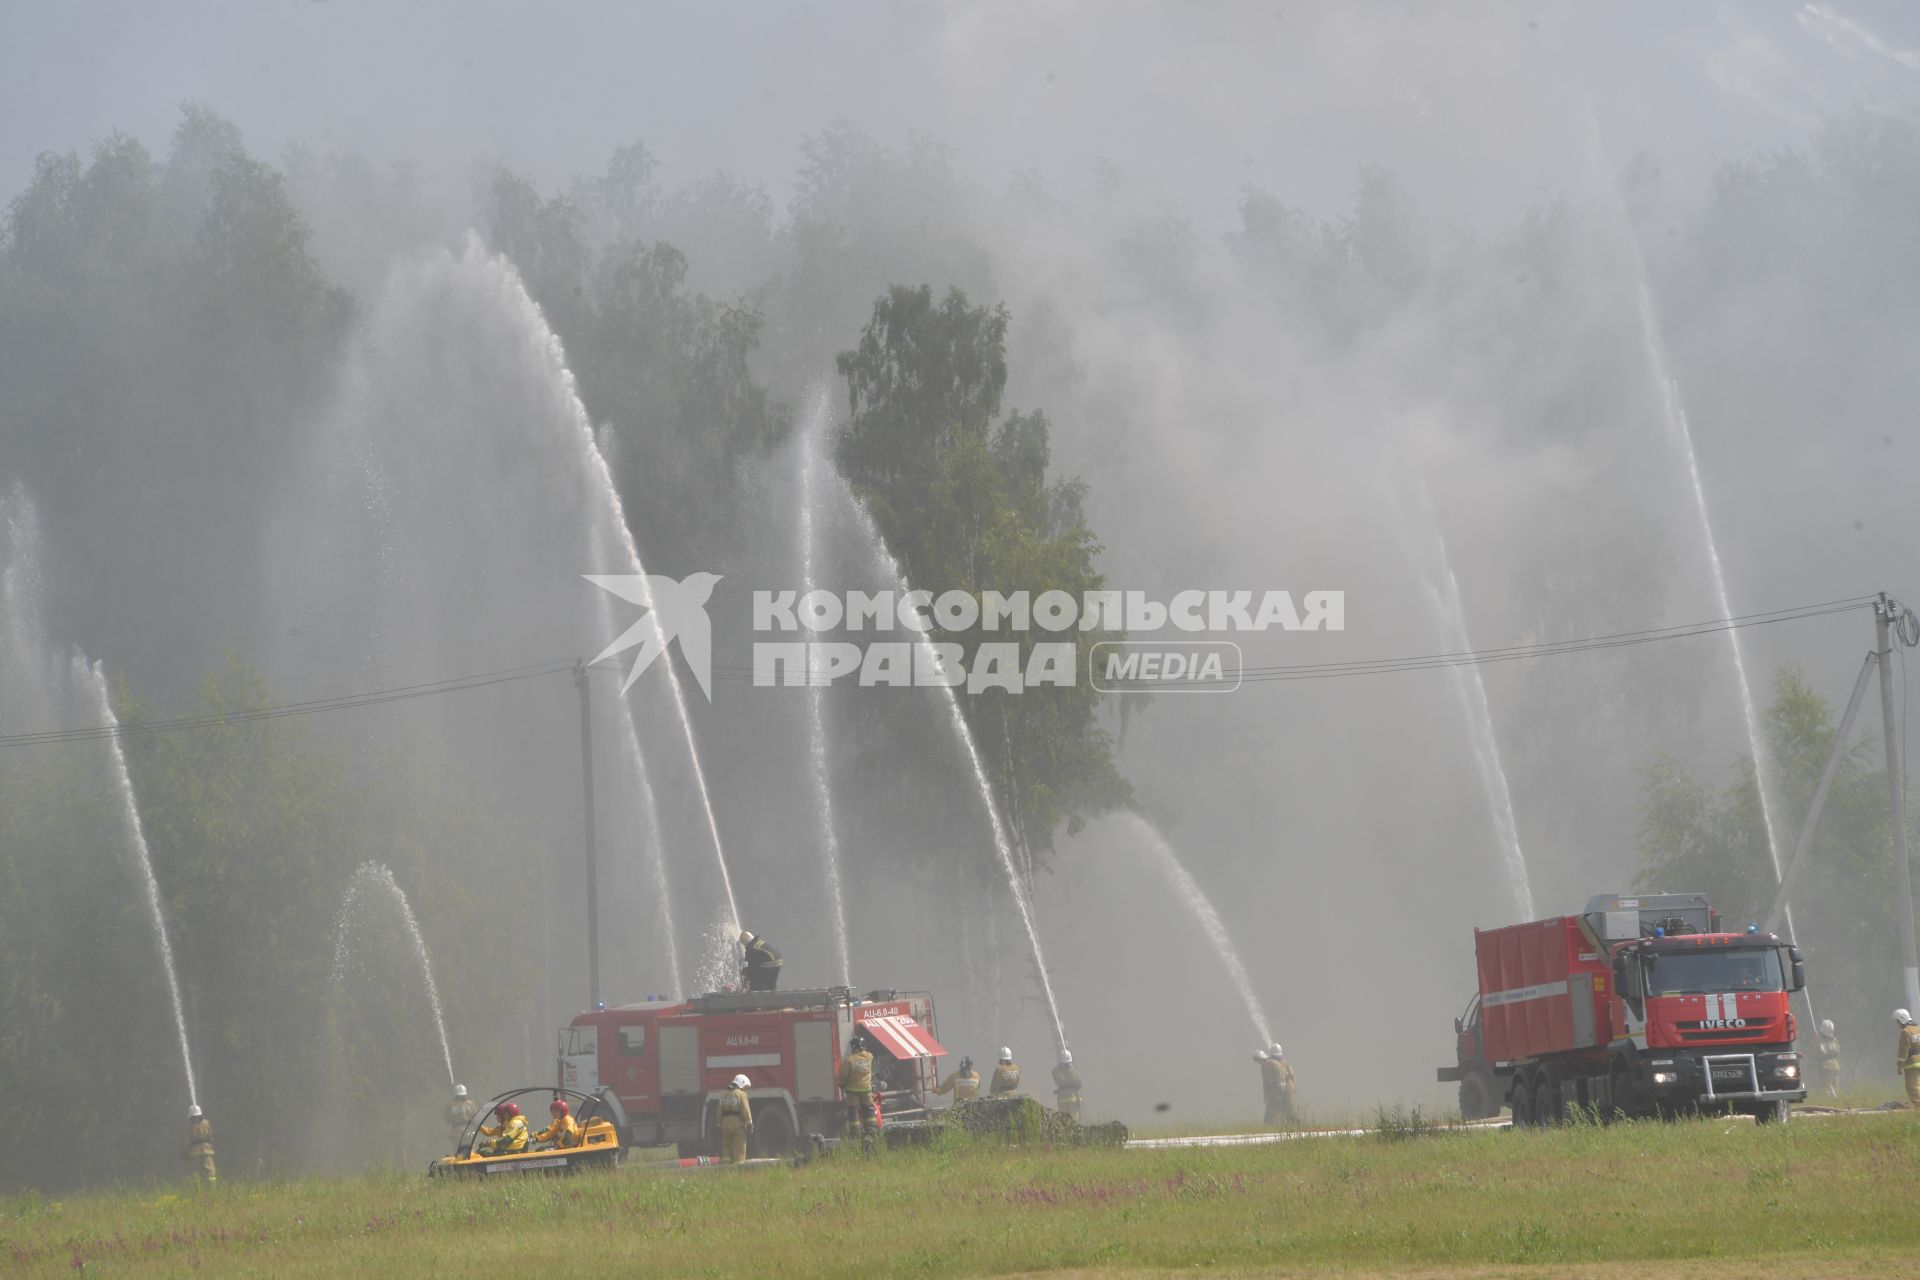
[1439,893,1808,1125]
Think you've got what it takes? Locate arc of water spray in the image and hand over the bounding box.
[1124,814,1273,1046]
[843,498,1070,1058]
[588,522,684,996]
[1582,107,1797,951]
[83,658,200,1107]
[798,388,853,987]
[566,400,739,932]
[1397,475,1536,919]
[330,861,455,1085]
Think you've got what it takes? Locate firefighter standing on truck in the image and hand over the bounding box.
[1816,1021,1843,1098]
[718,1074,754,1164]
[935,1055,981,1102]
[838,1031,878,1153]
[1051,1052,1083,1119]
[991,1047,1021,1095]
[445,1084,478,1149]
[1896,1009,1920,1106]
[739,930,783,991]
[184,1105,216,1185]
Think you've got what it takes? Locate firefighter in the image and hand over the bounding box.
[739,930,784,992]
[445,1084,478,1149]
[534,1097,581,1149]
[934,1055,981,1102]
[1816,1020,1843,1099]
[184,1105,216,1185]
[991,1047,1021,1096]
[1051,1052,1083,1120]
[837,1031,878,1153]
[478,1101,528,1156]
[718,1074,754,1164]
[1259,1044,1297,1126]
[1896,1009,1920,1106]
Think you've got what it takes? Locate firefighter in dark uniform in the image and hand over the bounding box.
[185,1105,216,1185]
[837,1031,878,1153]
[1051,1052,1083,1120]
[739,930,783,991]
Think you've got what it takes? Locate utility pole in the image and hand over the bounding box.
[575,659,601,1010]
[1875,597,1919,1012]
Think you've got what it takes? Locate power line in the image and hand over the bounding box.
[0,594,1878,746]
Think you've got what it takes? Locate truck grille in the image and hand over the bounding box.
[1678,1026,1770,1042]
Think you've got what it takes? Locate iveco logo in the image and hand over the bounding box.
[1692,1019,1748,1029]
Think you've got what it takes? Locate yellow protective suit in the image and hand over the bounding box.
[717,1087,753,1164]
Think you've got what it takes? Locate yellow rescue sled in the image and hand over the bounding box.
[429,1087,620,1178]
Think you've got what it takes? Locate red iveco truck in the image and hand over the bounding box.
[559,986,946,1156]
[1439,893,1808,1125]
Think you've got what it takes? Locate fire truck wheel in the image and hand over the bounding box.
[1754,1100,1789,1125]
[1458,1073,1490,1122]
[1529,1080,1557,1128]
[1509,1077,1534,1129]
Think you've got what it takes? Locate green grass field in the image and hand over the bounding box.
[7,1112,1918,1277]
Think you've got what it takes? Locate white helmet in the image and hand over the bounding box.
[1254,1050,1268,1061]
[999,1047,1013,1063]
[1270,1043,1284,1057]
[731,1074,750,1090]
[188,1104,203,1118]
[738,929,754,946]
[1819,1020,1835,1037]
[1897,1008,1915,1026]
[1060,1051,1072,1066]
[453,1083,468,1099]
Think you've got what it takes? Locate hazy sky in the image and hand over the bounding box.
[6,2,1918,228]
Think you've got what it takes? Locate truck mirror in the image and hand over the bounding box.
[1788,945,1806,992]
[1453,1017,1463,1035]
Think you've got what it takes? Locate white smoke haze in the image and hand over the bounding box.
[1,1,1917,1187]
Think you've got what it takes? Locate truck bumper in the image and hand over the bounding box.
[1639,1048,1808,1105]
[1435,1066,1464,1083]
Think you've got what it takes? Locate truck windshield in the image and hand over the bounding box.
[1643,947,1785,996]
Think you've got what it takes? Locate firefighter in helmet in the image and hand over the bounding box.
[739,930,784,992]
[718,1075,754,1164]
[935,1055,981,1102]
[445,1084,478,1149]
[184,1105,216,1185]
[991,1047,1021,1096]
[1816,1020,1843,1099]
[1259,1044,1297,1126]
[534,1097,581,1149]
[478,1101,528,1156]
[1896,1009,1920,1106]
[1051,1052,1083,1120]
[837,1030,878,1153]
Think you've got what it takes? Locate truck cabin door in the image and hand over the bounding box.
[611,1022,657,1111]
[558,1025,599,1092]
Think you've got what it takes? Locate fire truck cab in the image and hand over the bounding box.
[1440,893,1809,1125]
[559,986,946,1156]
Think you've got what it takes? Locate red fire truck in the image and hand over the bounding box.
[558,986,947,1156]
[1438,893,1808,1125]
